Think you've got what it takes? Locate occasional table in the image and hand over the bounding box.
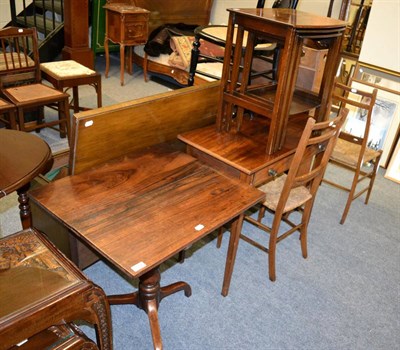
[40,60,102,113]
[29,146,264,350]
[0,228,112,350]
[103,4,149,86]
[0,129,53,229]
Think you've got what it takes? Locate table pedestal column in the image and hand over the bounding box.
[108,267,192,350]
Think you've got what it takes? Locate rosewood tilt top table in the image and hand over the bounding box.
[29,146,264,350]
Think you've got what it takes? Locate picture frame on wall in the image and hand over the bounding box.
[349,64,400,168]
[384,139,400,183]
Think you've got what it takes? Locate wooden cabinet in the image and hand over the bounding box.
[104,4,149,85]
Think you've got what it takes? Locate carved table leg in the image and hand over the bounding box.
[17,182,32,229]
[84,285,113,350]
[108,267,191,350]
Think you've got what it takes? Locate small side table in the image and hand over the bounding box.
[0,129,53,229]
[103,4,149,86]
[40,60,102,113]
[0,228,112,350]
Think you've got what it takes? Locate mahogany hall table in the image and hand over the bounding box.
[29,146,264,350]
[0,129,53,229]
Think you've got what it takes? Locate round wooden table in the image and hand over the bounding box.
[0,129,53,229]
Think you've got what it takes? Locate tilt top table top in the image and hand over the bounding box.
[29,145,264,350]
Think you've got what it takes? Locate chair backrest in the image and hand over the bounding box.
[331,79,378,152]
[256,0,299,9]
[277,110,348,212]
[0,26,41,88]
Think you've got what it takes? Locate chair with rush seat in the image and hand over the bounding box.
[217,110,348,282]
[322,80,381,224]
[0,27,70,139]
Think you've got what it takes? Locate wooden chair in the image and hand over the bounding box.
[322,80,381,224]
[0,97,17,128]
[0,27,70,139]
[217,110,348,281]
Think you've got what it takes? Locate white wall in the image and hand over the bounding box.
[0,0,33,28]
[359,0,400,72]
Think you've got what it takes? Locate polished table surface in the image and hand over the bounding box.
[29,146,264,349]
[0,129,53,229]
[0,129,52,197]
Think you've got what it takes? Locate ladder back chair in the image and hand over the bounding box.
[0,27,70,140]
[218,110,348,282]
[322,79,381,224]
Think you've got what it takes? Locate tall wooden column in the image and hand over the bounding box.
[62,0,94,69]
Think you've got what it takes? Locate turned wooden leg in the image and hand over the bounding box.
[108,267,191,350]
[17,183,32,229]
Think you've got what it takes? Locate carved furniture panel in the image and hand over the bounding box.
[0,229,112,350]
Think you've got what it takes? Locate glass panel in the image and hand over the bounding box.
[0,230,81,319]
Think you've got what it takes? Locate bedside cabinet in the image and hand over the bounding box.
[104,4,149,86]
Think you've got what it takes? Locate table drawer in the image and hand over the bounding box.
[124,22,148,42]
[252,154,294,187]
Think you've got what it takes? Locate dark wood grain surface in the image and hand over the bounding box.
[29,146,264,279]
[0,129,52,197]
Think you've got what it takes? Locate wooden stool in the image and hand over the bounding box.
[40,60,102,113]
[0,98,17,129]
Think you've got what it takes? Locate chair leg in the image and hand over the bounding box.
[268,219,280,282]
[340,168,361,225]
[300,202,313,259]
[364,157,380,205]
[257,206,266,222]
[216,226,224,248]
[17,109,25,131]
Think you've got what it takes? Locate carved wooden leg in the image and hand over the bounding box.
[108,267,191,350]
[221,214,244,297]
[17,183,32,229]
[84,285,113,350]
